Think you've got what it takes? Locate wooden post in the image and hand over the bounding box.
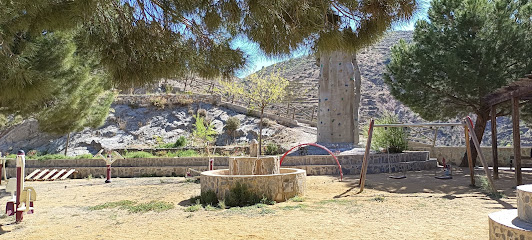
[432,128,438,147]
[512,96,522,186]
[491,105,499,179]
[465,125,475,186]
[465,117,497,193]
[359,119,374,193]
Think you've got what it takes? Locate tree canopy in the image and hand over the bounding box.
[1,0,419,136]
[384,0,532,165]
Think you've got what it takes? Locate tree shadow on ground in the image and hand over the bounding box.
[333,168,527,210]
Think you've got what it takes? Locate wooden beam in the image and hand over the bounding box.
[512,96,522,186]
[486,85,532,106]
[465,125,475,186]
[358,119,374,193]
[491,105,499,179]
[465,117,497,193]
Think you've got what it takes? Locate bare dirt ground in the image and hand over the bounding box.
[0,168,528,240]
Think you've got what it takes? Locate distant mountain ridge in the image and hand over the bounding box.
[259,31,532,146]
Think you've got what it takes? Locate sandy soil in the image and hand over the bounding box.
[0,168,528,240]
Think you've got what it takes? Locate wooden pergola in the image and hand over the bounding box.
[485,72,532,186]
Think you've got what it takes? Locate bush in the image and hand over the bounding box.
[264,143,280,155]
[371,113,408,153]
[197,108,207,118]
[175,136,187,147]
[225,182,271,207]
[225,117,240,133]
[261,118,275,127]
[124,151,154,158]
[200,190,219,206]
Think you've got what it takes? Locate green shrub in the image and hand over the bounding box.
[90,200,174,213]
[225,182,269,207]
[200,190,219,206]
[124,151,154,158]
[264,143,280,155]
[225,117,240,132]
[34,154,68,161]
[371,113,408,153]
[74,154,94,159]
[175,136,187,147]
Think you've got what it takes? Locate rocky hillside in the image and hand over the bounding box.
[0,101,315,156]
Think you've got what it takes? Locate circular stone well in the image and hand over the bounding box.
[201,156,306,202]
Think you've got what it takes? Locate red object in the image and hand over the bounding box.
[209,159,214,170]
[105,165,111,183]
[280,143,343,181]
[466,116,474,132]
[16,166,23,223]
[442,158,446,168]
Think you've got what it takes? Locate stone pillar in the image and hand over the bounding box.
[229,156,280,175]
[317,51,356,144]
[249,139,259,157]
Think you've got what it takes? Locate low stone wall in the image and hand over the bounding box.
[201,168,306,202]
[2,151,435,179]
[412,146,532,166]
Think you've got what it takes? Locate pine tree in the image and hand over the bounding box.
[384,0,532,166]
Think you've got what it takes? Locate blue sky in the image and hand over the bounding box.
[234,3,430,78]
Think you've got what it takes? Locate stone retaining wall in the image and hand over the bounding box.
[413,146,532,166]
[2,151,434,179]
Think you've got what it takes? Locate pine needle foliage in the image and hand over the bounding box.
[383,0,532,165]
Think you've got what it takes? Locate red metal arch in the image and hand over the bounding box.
[280,143,343,181]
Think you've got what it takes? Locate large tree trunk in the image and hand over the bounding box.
[460,111,490,167]
[352,55,362,145]
[64,132,71,156]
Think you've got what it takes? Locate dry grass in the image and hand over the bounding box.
[0,169,527,240]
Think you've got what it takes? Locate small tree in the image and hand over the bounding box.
[192,113,217,156]
[221,69,288,155]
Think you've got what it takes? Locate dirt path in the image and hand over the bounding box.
[0,168,527,240]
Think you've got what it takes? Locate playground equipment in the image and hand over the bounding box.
[358,119,497,193]
[94,149,124,183]
[280,143,343,181]
[434,158,453,180]
[5,150,36,223]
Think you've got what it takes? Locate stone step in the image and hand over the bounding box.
[489,209,532,240]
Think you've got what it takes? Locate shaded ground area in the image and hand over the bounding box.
[0,168,529,240]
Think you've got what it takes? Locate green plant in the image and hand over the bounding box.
[289,196,305,202]
[124,151,154,158]
[153,135,164,146]
[476,176,504,199]
[184,201,202,212]
[89,200,174,213]
[192,113,217,153]
[264,143,280,155]
[370,113,408,153]
[225,182,269,207]
[75,154,94,159]
[371,196,385,202]
[175,136,187,147]
[200,190,219,206]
